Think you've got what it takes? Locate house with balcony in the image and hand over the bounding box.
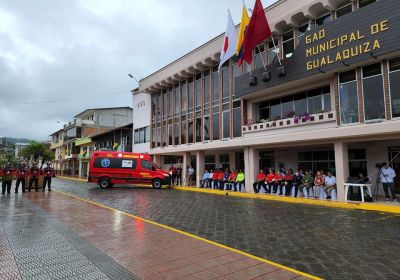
[136,0,400,200]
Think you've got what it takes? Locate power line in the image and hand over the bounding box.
[1,89,132,106]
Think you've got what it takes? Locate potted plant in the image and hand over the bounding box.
[246,119,255,128]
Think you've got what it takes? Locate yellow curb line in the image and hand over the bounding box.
[53,189,322,280]
[57,176,400,214]
[171,186,400,214]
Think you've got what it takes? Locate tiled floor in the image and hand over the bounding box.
[0,191,305,280]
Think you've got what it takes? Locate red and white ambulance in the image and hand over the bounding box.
[88,151,170,189]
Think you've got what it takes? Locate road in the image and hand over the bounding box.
[49,178,400,280]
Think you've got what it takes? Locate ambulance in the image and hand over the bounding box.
[88,151,170,189]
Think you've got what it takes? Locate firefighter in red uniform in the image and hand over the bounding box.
[15,162,28,193]
[1,162,14,194]
[42,161,55,191]
[28,162,40,192]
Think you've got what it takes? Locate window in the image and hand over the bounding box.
[254,44,265,69]
[219,154,230,170]
[316,13,332,26]
[188,78,193,113]
[156,127,161,147]
[339,70,359,124]
[389,58,400,118]
[181,81,186,115]
[168,124,172,146]
[203,70,210,106]
[164,156,182,165]
[141,160,154,171]
[167,89,172,119]
[282,30,294,58]
[188,118,194,143]
[205,155,216,171]
[204,115,210,141]
[195,73,201,109]
[174,86,179,117]
[174,122,179,145]
[212,113,219,140]
[336,3,352,18]
[256,86,331,120]
[268,37,279,65]
[222,111,230,139]
[134,127,150,144]
[298,21,311,39]
[362,63,385,121]
[94,157,137,169]
[195,118,201,142]
[298,150,335,172]
[212,66,219,102]
[232,58,241,99]
[222,65,229,102]
[348,149,367,177]
[358,0,376,8]
[181,116,186,144]
[233,101,242,138]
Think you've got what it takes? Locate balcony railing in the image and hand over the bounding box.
[242,111,335,133]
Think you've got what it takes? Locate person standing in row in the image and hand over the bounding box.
[28,162,40,192]
[15,162,28,193]
[42,162,55,191]
[380,163,397,201]
[1,162,14,194]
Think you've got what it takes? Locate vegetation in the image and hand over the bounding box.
[20,141,54,163]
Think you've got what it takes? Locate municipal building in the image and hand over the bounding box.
[134,0,400,200]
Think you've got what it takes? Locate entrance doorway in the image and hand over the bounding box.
[259,151,275,171]
[389,147,400,194]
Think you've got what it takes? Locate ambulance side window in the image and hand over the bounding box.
[141,160,155,171]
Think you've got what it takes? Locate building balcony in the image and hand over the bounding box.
[242,111,336,136]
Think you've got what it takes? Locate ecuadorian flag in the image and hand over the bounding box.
[236,4,250,66]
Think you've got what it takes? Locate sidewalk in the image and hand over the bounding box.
[1,191,317,280]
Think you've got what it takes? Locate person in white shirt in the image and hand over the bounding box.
[323,171,336,199]
[380,163,397,201]
[187,166,195,186]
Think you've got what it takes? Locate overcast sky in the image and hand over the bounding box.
[0,0,276,141]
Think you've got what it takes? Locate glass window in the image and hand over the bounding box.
[270,99,281,119]
[134,129,139,144]
[222,66,229,101]
[145,126,150,142]
[389,58,400,118]
[222,111,230,139]
[195,74,201,108]
[259,101,270,120]
[168,124,172,145]
[348,149,367,177]
[162,125,167,146]
[181,81,186,115]
[94,158,137,169]
[255,44,265,69]
[359,0,376,8]
[188,79,193,112]
[282,30,294,59]
[204,70,210,106]
[298,22,311,38]
[268,37,279,65]
[212,113,219,140]
[294,92,307,115]
[174,122,179,145]
[336,3,352,18]
[339,70,359,124]
[308,89,323,114]
[212,67,219,102]
[362,63,385,121]
[139,128,145,143]
[156,127,161,147]
[204,115,210,141]
[233,103,242,138]
[181,117,186,144]
[232,59,241,99]
[196,118,201,142]
[316,13,331,26]
[141,160,154,171]
[188,119,193,143]
[281,96,294,117]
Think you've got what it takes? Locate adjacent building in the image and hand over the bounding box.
[137,0,400,200]
[131,91,151,153]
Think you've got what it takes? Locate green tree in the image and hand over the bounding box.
[20,141,54,163]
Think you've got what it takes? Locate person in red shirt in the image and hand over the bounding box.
[42,161,55,191]
[253,169,267,193]
[265,169,275,194]
[211,169,220,189]
[281,169,294,196]
[216,169,225,190]
[272,170,283,195]
[15,162,28,193]
[28,162,40,192]
[168,164,177,185]
[227,170,237,191]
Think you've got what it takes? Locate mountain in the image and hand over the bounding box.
[0,137,34,145]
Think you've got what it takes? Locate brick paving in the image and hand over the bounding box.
[1,188,305,280]
[51,178,400,280]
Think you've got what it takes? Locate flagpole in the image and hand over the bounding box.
[270,36,282,65]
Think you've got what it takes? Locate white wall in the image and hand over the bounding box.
[132,91,151,153]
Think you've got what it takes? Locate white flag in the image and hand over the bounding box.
[219,11,238,72]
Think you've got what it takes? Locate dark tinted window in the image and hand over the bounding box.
[94,157,137,169]
[141,160,154,171]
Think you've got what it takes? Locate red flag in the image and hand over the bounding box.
[241,0,272,66]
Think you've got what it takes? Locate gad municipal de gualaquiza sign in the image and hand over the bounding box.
[305,20,389,71]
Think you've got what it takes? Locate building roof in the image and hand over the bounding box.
[49,128,64,136]
[91,123,133,139]
[74,107,133,118]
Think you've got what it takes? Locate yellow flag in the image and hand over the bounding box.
[236,5,250,55]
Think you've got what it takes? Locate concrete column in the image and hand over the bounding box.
[229,152,236,170]
[153,155,162,167]
[244,146,258,193]
[334,142,349,201]
[196,151,205,188]
[182,152,191,186]
[78,160,82,178]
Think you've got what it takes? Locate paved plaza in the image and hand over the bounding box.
[1,178,400,279]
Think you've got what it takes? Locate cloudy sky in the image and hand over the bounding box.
[0,0,276,141]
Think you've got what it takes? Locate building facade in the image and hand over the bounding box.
[131,91,151,153]
[138,0,400,200]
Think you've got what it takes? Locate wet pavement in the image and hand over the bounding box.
[49,178,400,280]
[0,183,306,280]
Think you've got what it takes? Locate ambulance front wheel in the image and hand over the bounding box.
[99,177,111,189]
[152,179,162,189]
